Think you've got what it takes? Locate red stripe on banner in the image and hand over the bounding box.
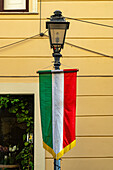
[63,69,77,148]
[64,69,78,72]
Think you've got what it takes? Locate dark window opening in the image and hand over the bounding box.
[0,94,34,169]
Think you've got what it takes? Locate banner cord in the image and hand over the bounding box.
[62,63,74,68]
[38,64,53,70]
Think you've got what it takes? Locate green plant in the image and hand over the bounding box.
[0,95,34,170]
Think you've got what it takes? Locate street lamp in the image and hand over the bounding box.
[46,10,70,170]
[46,10,70,70]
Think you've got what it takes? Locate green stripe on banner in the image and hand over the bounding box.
[38,70,51,74]
[39,72,53,149]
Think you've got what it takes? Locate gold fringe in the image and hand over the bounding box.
[43,140,76,160]
[43,142,56,158]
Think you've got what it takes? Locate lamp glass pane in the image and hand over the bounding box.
[50,29,65,45]
[49,23,67,46]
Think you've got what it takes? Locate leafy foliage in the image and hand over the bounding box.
[0,95,34,170]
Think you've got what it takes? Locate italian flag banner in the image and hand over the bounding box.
[38,69,78,160]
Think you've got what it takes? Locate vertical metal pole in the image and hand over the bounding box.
[53,52,61,170]
[53,53,62,70]
[54,159,61,170]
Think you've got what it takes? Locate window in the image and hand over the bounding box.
[0,0,29,12]
[4,0,29,12]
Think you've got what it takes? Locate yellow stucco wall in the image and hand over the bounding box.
[0,0,113,170]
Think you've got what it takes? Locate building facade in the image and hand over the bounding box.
[0,0,113,169]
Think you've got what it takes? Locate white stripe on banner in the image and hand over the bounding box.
[52,72,64,154]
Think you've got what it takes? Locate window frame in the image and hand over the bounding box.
[0,82,45,170]
[0,0,29,12]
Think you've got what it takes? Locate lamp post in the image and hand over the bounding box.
[46,10,70,70]
[46,10,70,170]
